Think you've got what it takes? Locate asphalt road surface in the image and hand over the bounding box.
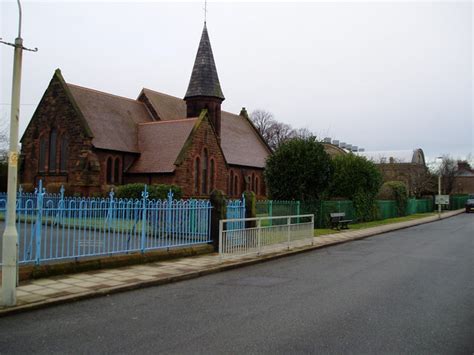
[1,214,473,354]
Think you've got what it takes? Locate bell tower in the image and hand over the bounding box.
[184,23,225,138]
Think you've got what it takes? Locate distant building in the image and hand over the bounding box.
[356,149,428,195]
[321,142,348,158]
[20,24,271,197]
[452,161,474,194]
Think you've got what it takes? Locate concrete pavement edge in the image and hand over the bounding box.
[0,209,465,317]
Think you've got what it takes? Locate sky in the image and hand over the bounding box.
[1,0,472,162]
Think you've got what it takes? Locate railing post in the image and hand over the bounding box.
[296,200,301,224]
[287,216,291,250]
[166,190,173,237]
[59,184,64,201]
[257,218,262,255]
[17,184,23,210]
[140,185,149,253]
[34,180,45,265]
[268,200,273,226]
[218,219,224,260]
[311,214,315,245]
[107,188,115,227]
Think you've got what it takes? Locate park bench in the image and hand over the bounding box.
[330,212,353,230]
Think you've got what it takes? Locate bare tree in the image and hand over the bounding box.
[250,109,316,151]
[410,167,436,198]
[0,122,8,162]
[293,127,314,140]
[439,155,457,195]
[250,109,277,146]
[268,122,295,150]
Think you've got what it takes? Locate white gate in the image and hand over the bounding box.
[218,214,314,259]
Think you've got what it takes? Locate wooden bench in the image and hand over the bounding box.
[330,212,353,230]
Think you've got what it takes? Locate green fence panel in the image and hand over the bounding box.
[257,196,437,231]
[406,199,416,215]
[377,200,398,220]
[414,199,433,213]
[450,195,468,210]
[315,200,355,228]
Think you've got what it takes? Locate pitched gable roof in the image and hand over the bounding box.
[139,88,186,121]
[220,111,269,168]
[140,89,270,168]
[68,84,153,153]
[128,118,198,173]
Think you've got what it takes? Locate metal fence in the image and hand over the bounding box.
[0,182,212,265]
[257,197,439,228]
[219,214,314,259]
[226,197,246,231]
[450,195,469,210]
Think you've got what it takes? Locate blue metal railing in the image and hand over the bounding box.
[0,182,212,265]
[226,196,246,231]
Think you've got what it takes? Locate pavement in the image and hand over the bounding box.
[0,209,464,316]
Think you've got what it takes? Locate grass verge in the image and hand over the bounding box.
[314,212,436,236]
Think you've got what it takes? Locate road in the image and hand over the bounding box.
[1,214,473,354]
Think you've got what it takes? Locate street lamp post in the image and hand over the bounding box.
[1,0,37,306]
[437,156,443,219]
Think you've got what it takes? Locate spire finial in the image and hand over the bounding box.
[203,0,207,24]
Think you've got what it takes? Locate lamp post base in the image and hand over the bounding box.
[1,225,18,306]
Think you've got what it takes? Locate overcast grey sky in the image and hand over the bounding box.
[1,1,472,161]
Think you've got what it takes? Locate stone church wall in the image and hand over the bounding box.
[20,76,101,195]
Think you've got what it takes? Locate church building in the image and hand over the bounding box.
[20,24,271,197]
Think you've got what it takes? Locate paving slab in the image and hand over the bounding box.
[0,210,464,316]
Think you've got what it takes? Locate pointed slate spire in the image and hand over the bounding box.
[185,23,225,100]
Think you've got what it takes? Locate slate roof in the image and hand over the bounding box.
[128,119,198,173]
[140,89,270,168]
[184,23,225,100]
[68,84,152,153]
[139,88,186,121]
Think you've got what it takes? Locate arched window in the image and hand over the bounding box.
[106,157,113,184]
[114,157,120,184]
[210,159,215,191]
[255,176,259,195]
[60,136,69,172]
[39,137,47,172]
[49,128,57,172]
[202,149,208,194]
[234,175,239,196]
[251,173,255,192]
[194,157,200,194]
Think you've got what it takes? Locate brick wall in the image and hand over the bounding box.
[452,176,474,194]
[20,74,100,195]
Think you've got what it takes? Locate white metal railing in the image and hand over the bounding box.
[219,214,314,259]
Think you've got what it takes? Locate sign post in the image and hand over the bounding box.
[435,194,449,219]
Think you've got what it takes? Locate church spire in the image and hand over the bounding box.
[184,23,225,100]
[185,23,225,139]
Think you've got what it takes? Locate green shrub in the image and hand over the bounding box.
[148,184,182,200]
[20,183,35,193]
[46,182,71,195]
[380,181,408,216]
[264,137,333,201]
[328,154,382,222]
[115,183,182,200]
[353,191,378,222]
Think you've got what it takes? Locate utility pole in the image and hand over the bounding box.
[1,0,37,306]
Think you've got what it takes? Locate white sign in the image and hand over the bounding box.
[435,195,450,205]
